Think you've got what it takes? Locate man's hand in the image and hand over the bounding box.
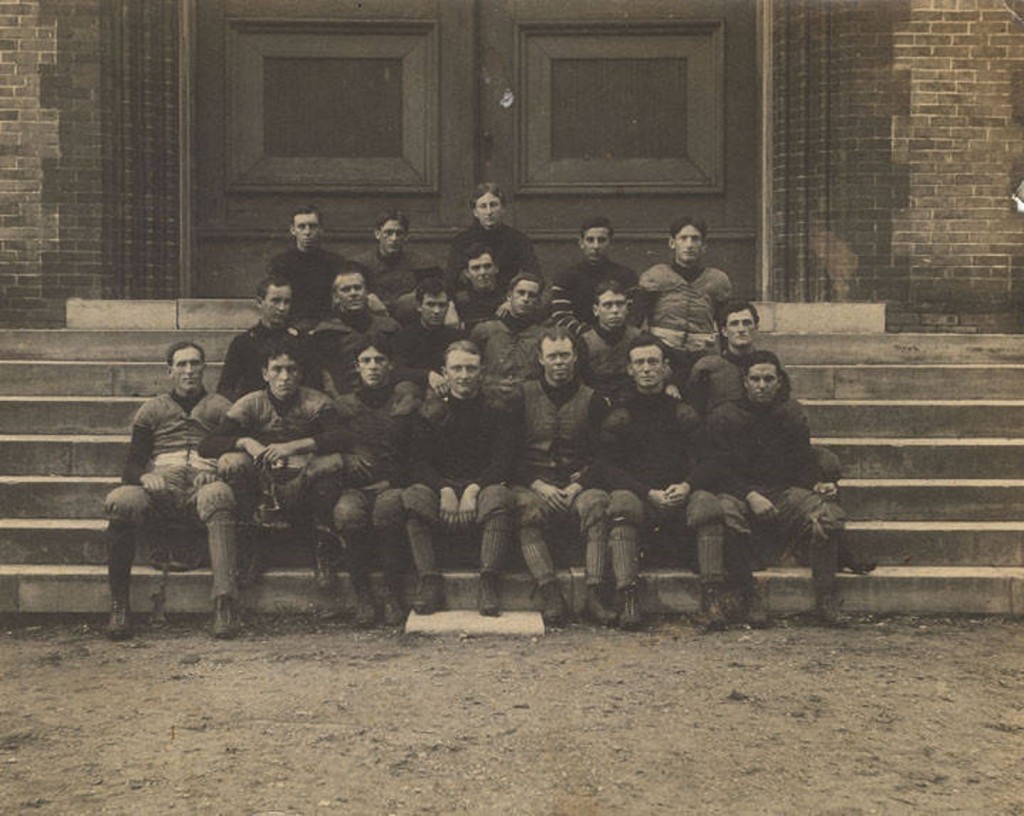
[813,481,838,498]
[259,440,302,466]
[427,370,450,397]
[439,486,461,528]
[192,471,219,489]
[562,482,583,507]
[238,437,267,460]
[746,491,777,519]
[665,383,683,401]
[366,292,388,316]
[140,472,167,492]
[664,482,691,506]
[304,452,344,481]
[341,453,374,482]
[531,480,567,513]
[647,488,673,509]
[457,483,481,527]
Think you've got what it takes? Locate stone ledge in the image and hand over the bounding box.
[3,566,1022,617]
[753,302,886,334]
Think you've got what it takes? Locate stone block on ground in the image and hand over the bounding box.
[405,610,545,636]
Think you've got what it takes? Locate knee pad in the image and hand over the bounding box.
[104,485,150,525]
[371,490,405,529]
[607,490,645,528]
[686,490,724,528]
[195,481,236,522]
[477,485,514,522]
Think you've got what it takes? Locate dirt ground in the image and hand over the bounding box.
[1,614,1022,816]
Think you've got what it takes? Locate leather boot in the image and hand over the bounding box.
[212,594,238,639]
[108,597,132,641]
[811,530,841,625]
[838,541,876,575]
[585,584,618,626]
[313,525,340,593]
[538,580,568,627]
[350,572,377,628]
[618,583,642,630]
[379,579,407,627]
[699,582,728,631]
[742,582,768,628]
[413,573,445,615]
[478,571,501,617]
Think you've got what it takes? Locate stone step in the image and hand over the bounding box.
[0,477,118,518]
[841,479,1024,521]
[0,330,237,361]
[819,438,1024,479]
[0,435,128,476]
[0,361,224,396]
[802,400,1024,438]
[790,364,1024,400]
[4,395,1022,438]
[3,330,1024,364]
[1,565,1021,616]
[4,518,1023,568]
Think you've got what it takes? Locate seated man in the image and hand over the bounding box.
[350,209,439,326]
[600,335,758,629]
[687,299,760,418]
[512,327,611,626]
[218,274,313,402]
[269,205,347,330]
[634,216,732,386]
[402,340,516,616]
[452,243,506,331]
[103,341,238,640]
[470,272,546,408]
[333,336,423,627]
[550,216,637,338]
[391,277,465,393]
[706,351,862,623]
[309,266,400,399]
[579,278,643,402]
[199,338,356,590]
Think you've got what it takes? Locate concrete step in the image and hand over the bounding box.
[3,330,1023,364]
[0,330,237,361]
[3,517,1022,569]
[846,522,1024,567]
[0,435,128,476]
[0,477,117,518]
[791,364,1024,400]
[0,361,224,396]
[1,565,1021,616]
[842,479,1024,521]
[818,438,1024,479]
[802,400,1024,438]
[5,395,1023,438]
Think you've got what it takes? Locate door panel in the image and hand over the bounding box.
[193,0,758,298]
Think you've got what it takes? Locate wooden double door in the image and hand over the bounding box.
[194,0,759,297]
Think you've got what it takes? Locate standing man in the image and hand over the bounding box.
[687,300,759,418]
[600,335,756,629]
[401,340,517,616]
[391,277,465,392]
[218,274,313,402]
[270,205,347,329]
[470,273,546,408]
[513,327,611,626]
[350,209,439,325]
[634,216,732,386]
[706,351,855,623]
[310,266,401,399]
[332,337,422,627]
[550,216,637,337]
[103,342,238,640]
[579,279,643,402]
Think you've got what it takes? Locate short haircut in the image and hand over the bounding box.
[462,242,495,268]
[165,341,205,367]
[374,209,410,232]
[260,336,303,370]
[717,299,760,328]
[580,215,614,239]
[470,182,505,208]
[443,339,482,366]
[256,273,293,300]
[592,277,629,303]
[332,265,367,286]
[669,215,708,240]
[626,333,667,360]
[506,272,545,295]
[352,333,393,361]
[738,349,783,378]
[291,204,322,224]
[415,276,449,304]
[538,325,575,352]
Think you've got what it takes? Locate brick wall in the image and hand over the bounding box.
[773,0,1024,333]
